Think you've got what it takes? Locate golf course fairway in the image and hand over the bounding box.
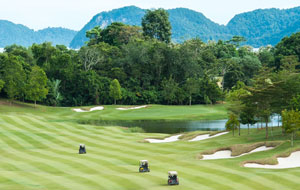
[0,101,299,190]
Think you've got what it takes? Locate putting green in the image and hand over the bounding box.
[0,102,299,190]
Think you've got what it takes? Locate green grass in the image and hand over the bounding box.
[0,101,300,190]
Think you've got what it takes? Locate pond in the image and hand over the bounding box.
[79,116,281,134]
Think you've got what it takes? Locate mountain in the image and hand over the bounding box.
[70,6,145,48]
[0,20,77,47]
[227,7,300,47]
[70,6,232,48]
[70,6,300,48]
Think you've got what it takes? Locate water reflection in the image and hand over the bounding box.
[79,116,281,134]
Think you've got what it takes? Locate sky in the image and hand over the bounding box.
[1,0,299,31]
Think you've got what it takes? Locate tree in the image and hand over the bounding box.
[101,22,142,46]
[109,79,122,105]
[226,114,239,136]
[223,59,244,90]
[86,26,102,46]
[0,80,4,92]
[282,109,300,146]
[2,54,26,102]
[25,66,48,107]
[86,23,142,47]
[240,106,257,135]
[47,79,63,106]
[226,81,250,136]
[227,36,246,47]
[275,32,300,70]
[184,78,199,106]
[161,77,178,105]
[243,69,274,139]
[79,45,105,71]
[142,9,172,43]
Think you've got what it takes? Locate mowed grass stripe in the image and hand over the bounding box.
[1,116,270,190]
[0,159,69,190]
[20,114,226,189]
[38,119,253,189]
[0,118,124,189]
[0,132,92,190]
[1,104,299,189]
[5,117,147,189]
[12,114,162,189]
[203,161,291,190]
[19,116,182,188]
[23,114,263,190]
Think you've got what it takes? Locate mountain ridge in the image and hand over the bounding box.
[70,6,300,48]
[1,6,300,48]
[0,20,77,47]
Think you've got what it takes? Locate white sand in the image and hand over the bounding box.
[73,106,104,112]
[145,135,182,143]
[202,146,274,160]
[116,105,147,110]
[189,132,229,142]
[244,151,300,169]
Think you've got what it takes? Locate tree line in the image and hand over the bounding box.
[225,32,300,142]
[0,9,299,115]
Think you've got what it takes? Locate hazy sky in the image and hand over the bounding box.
[1,0,299,31]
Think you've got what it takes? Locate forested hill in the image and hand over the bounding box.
[70,6,300,48]
[0,20,77,47]
[227,7,300,47]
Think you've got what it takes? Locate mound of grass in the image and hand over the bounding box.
[197,141,283,159]
[180,130,226,140]
[243,146,300,166]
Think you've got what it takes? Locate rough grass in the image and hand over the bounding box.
[1,100,300,190]
[124,127,146,133]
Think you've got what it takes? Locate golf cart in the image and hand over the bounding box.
[168,171,179,185]
[79,144,86,154]
[139,160,150,172]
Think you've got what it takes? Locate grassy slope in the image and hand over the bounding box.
[0,102,300,190]
[68,104,228,121]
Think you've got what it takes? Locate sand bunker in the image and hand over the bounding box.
[189,132,229,142]
[244,151,300,169]
[145,135,182,143]
[202,146,274,160]
[73,106,104,112]
[116,105,147,110]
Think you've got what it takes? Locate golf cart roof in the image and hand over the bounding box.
[168,171,178,176]
[140,160,148,163]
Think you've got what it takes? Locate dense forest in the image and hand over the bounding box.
[0,9,300,114]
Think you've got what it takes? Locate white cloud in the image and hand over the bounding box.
[0,0,299,30]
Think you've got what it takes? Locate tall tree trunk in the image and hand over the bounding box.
[233,126,235,136]
[270,123,273,139]
[189,96,192,106]
[34,100,36,108]
[114,99,116,105]
[248,124,250,135]
[278,115,280,128]
[238,123,240,136]
[265,121,268,139]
